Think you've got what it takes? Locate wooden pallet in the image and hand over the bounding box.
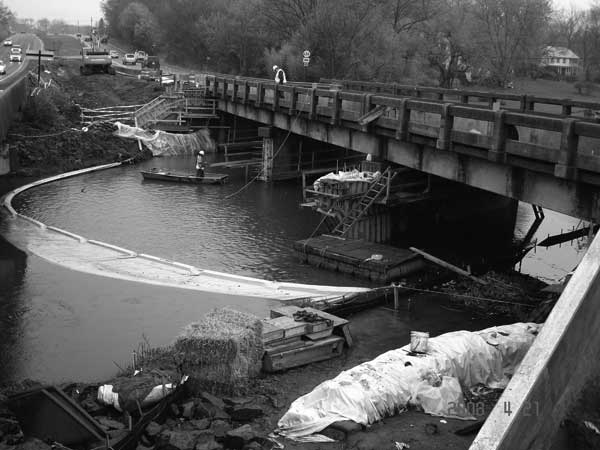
[270,306,353,347]
[263,336,345,372]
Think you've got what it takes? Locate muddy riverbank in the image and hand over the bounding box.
[5,60,157,177]
[0,299,531,450]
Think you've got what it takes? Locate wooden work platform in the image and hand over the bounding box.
[293,234,426,282]
[261,306,352,372]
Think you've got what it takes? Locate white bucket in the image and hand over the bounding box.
[410,331,429,353]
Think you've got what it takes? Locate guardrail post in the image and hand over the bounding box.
[555,118,579,180]
[255,83,264,107]
[413,86,420,98]
[220,77,226,98]
[331,90,341,125]
[309,88,317,120]
[436,92,444,101]
[392,83,399,96]
[519,95,527,112]
[488,109,508,163]
[212,78,218,98]
[232,80,239,102]
[488,97,497,109]
[396,98,410,141]
[242,81,249,105]
[460,94,469,104]
[361,93,373,131]
[289,86,297,114]
[436,103,454,150]
[561,100,572,116]
[272,84,280,111]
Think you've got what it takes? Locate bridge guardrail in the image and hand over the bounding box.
[320,78,600,118]
[203,74,600,190]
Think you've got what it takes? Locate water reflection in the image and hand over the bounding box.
[0,237,27,382]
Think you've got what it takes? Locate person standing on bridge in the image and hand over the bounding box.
[196,150,205,178]
[273,65,287,84]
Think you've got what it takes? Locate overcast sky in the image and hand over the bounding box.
[1,0,597,24]
[554,0,595,10]
[4,0,103,24]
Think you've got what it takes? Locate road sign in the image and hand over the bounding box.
[303,50,311,58]
[302,57,310,64]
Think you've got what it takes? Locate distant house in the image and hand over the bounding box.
[541,46,580,77]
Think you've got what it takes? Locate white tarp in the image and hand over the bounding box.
[113,122,215,156]
[276,322,541,440]
[313,169,381,191]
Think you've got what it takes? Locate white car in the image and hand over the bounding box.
[3,39,12,47]
[9,47,21,62]
[109,50,119,59]
[122,53,136,65]
[0,60,5,74]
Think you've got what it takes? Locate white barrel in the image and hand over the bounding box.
[410,331,429,353]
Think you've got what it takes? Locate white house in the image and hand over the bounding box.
[541,46,580,76]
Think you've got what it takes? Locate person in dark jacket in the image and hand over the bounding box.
[196,150,205,177]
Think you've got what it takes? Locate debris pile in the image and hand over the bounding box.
[436,271,549,318]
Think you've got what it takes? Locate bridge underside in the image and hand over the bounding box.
[220,100,599,221]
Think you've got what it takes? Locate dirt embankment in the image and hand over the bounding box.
[6,60,161,177]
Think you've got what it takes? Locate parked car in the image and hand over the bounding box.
[9,47,21,63]
[0,60,6,74]
[122,53,136,65]
[3,39,12,46]
[109,50,119,59]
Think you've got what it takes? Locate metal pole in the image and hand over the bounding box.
[37,50,41,86]
[393,283,399,310]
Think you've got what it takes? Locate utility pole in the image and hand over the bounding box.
[37,50,41,86]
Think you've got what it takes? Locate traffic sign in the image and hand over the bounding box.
[303,50,310,58]
[302,57,310,64]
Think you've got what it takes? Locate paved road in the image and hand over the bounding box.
[0,33,43,89]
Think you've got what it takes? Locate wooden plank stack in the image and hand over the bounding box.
[261,306,352,372]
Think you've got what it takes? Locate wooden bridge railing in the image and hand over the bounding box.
[203,74,600,188]
[320,78,600,118]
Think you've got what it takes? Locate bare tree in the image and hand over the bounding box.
[473,0,552,86]
[391,0,439,33]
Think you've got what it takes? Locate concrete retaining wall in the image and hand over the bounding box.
[0,75,28,142]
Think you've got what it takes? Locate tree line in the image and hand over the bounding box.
[6,0,600,87]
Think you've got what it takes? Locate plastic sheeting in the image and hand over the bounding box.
[313,169,381,191]
[113,122,215,156]
[276,322,541,439]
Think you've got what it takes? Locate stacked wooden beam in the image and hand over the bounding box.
[261,306,352,372]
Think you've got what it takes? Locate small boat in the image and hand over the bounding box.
[141,168,229,185]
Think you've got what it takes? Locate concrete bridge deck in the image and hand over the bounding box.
[202,74,600,222]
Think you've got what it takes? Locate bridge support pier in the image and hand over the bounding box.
[258,127,301,181]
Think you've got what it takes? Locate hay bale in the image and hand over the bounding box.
[175,307,263,394]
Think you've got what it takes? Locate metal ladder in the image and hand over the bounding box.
[330,167,396,238]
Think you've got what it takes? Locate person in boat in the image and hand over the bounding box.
[196,150,205,178]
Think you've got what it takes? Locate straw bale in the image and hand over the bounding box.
[175,307,263,394]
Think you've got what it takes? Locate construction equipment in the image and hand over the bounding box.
[80,48,115,75]
[140,56,161,81]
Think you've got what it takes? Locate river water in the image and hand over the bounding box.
[0,156,588,383]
